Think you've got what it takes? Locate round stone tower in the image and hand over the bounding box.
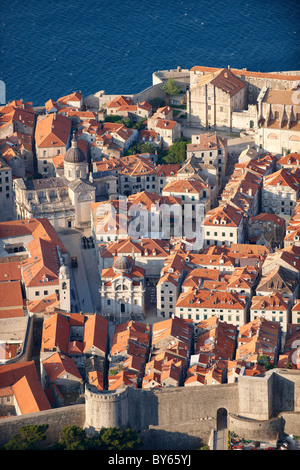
[84,385,129,433]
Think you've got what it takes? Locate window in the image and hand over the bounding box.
[35,291,40,296]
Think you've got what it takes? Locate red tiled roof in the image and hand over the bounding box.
[12,375,51,414]
[187,132,227,151]
[0,361,39,388]
[106,95,133,108]
[277,152,300,166]
[163,178,207,193]
[251,212,286,227]
[203,203,243,227]
[263,168,299,191]
[41,313,70,353]
[0,261,22,282]
[250,292,289,311]
[177,289,246,310]
[192,68,246,96]
[190,65,300,82]
[35,113,71,148]
[42,351,82,382]
[83,313,108,354]
[57,91,82,104]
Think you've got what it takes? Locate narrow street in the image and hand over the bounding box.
[57,228,99,314]
[213,429,228,450]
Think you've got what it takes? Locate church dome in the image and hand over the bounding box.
[113,255,132,274]
[64,133,86,164]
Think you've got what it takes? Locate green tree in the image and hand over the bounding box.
[57,425,91,450]
[104,115,133,128]
[4,424,49,450]
[98,427,142,450]
[258,355,274,370]
[149,97,165,112]
[132,119,147,131]
[125,142,157,156]
[161,78,182,96]
[162,137,190,164]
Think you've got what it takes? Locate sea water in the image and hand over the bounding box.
[0,0,299,105]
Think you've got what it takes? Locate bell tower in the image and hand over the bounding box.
[59,264,71,312]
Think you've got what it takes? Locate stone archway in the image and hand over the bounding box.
[217,407,228,431]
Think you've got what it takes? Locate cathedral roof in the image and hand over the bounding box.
[64,134,86,164]
[113,255,132,274]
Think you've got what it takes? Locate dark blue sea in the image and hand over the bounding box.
[1,0,300,106]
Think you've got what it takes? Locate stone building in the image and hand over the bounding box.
[186,132,228,189]
[188,65,300,134]
[256,85,300,154]
[250,292,291,342]
[35,113,72,177]
[13,135,103,230]
[202,202,244,248]
[147,105,181,148]
[187,68,247,130]
[100,255,146,321]
[248,212,286,249]
[0,156,13,221]
[261,168,299,219]
[190,65,300,103]
[162,178,210,242]
[0,101,35,139]
[175,289,247,327]
[156,251,188,319]
[256,265,299,303]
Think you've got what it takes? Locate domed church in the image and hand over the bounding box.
[100,255,146,321]
[13,133,116,230]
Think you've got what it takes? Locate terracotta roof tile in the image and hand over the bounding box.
[83,313,108,355]
[35,113,71,148]
[12,375,51,414]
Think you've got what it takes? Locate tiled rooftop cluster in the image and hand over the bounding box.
[0,67,300,419]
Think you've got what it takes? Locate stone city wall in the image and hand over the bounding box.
[0,405,85,447]
[1,369,300,449]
